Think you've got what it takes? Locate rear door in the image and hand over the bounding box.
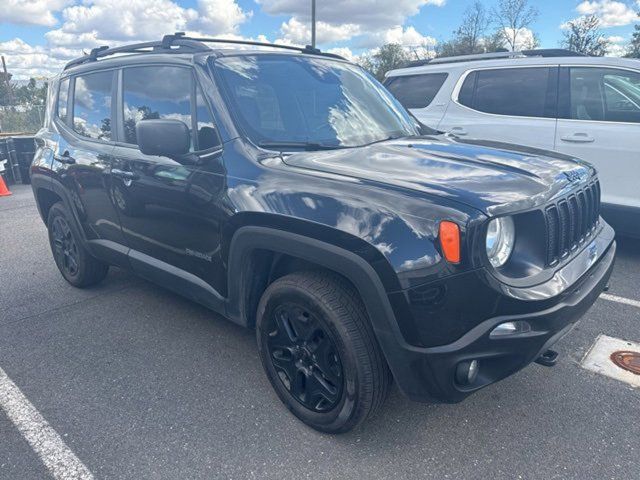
[53,68,127,262]
[438,66,559,150]
[555,66,640,210]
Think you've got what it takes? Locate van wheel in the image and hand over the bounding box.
[256,271,391,433]
[47,202,109,287]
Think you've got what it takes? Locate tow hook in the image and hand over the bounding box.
[535,349,559,367]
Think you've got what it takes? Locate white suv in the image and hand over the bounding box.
[385,50,640,236]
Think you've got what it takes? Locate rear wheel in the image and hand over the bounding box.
[256,271,391,433]
[47,202,109,287]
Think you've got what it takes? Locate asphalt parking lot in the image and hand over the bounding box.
[1,183,639,480]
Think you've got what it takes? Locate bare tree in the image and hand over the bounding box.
[493,0,539,51]
[456,2,491,54]
[435,2,505,57]
[561,15,610,56]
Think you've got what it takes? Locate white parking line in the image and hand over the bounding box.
[0,366,94,480]
[601,293,640,309]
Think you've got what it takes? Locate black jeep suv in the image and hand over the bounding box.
[31,34,615,433]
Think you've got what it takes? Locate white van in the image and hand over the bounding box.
[385,50,640,236]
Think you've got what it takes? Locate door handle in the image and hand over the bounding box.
[560,132,594,143]
[111,168,139,180]
[54,151,76,164]
[450,127,468,136]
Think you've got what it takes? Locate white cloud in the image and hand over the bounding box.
[44,0,250,51]
[279,18,361,44]
[606,34,629,56]
[575,0,639,27]
[0,0,71,27]
[191,0,252,34]
[325,47,357,62]
[0,38,67,79]
[502,27,538,50]
[379,26,437,48]
[259,0,444,46]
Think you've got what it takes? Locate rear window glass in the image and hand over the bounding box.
[384,73,448,109]
[458,67,555,118]
[72,71,113,141]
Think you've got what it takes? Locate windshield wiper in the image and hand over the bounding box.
[257,141,339,151]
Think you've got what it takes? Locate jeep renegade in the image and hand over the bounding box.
[31,34,616,433]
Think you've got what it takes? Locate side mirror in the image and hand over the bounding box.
[136,119,190,157]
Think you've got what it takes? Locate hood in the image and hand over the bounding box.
[282,136,595,216]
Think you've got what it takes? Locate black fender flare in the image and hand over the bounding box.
[225,226,434,401]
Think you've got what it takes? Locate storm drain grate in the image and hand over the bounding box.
[610,351,640,375]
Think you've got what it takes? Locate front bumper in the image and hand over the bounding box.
[384,227,616,403]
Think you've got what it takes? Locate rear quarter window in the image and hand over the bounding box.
[57,77,70,124]
[384,73,448,109]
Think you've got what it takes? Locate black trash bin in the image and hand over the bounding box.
[0,136,35,185]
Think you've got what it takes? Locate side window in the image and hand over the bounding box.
[122,66,192,148]
[57,77,69,124]
[384,73,448,109]
[72,71,113,140]
[569,67,640,123]
[458,67,555,118]
[195,85,221,150]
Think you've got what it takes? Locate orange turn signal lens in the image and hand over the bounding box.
[439,221,461,264]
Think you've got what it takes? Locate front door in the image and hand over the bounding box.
[555,66,640,211]
[110,64,227,302]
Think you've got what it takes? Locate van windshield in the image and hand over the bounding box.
[212,54,418,149]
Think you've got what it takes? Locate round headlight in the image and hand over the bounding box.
[486,216,515,268]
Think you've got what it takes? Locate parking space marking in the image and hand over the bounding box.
[0,366,94,480]
[601,293,640,309]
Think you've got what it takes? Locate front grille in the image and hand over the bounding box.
[544,180,600,266]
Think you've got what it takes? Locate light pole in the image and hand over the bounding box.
[311,0,316,48]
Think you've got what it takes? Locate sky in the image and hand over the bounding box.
[1,0,639,79]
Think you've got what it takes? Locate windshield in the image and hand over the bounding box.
[212,54,418,149]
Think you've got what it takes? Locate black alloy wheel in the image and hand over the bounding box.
[266,302,343,412]
[50,215,80,277]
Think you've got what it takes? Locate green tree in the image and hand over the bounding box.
[359,44,410,81]
[561,15,610,56]
[15,78,47,106]
[626,13,640,58]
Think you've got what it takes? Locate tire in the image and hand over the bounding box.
[47,202,109,287]
[256,271,392,433]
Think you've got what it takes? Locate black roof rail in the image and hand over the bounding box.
[63,37,210,70]
[521,48,587,57]
[63,32,345,71]
[175,34,344,59]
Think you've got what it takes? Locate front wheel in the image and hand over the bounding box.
[256,271,391,433]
